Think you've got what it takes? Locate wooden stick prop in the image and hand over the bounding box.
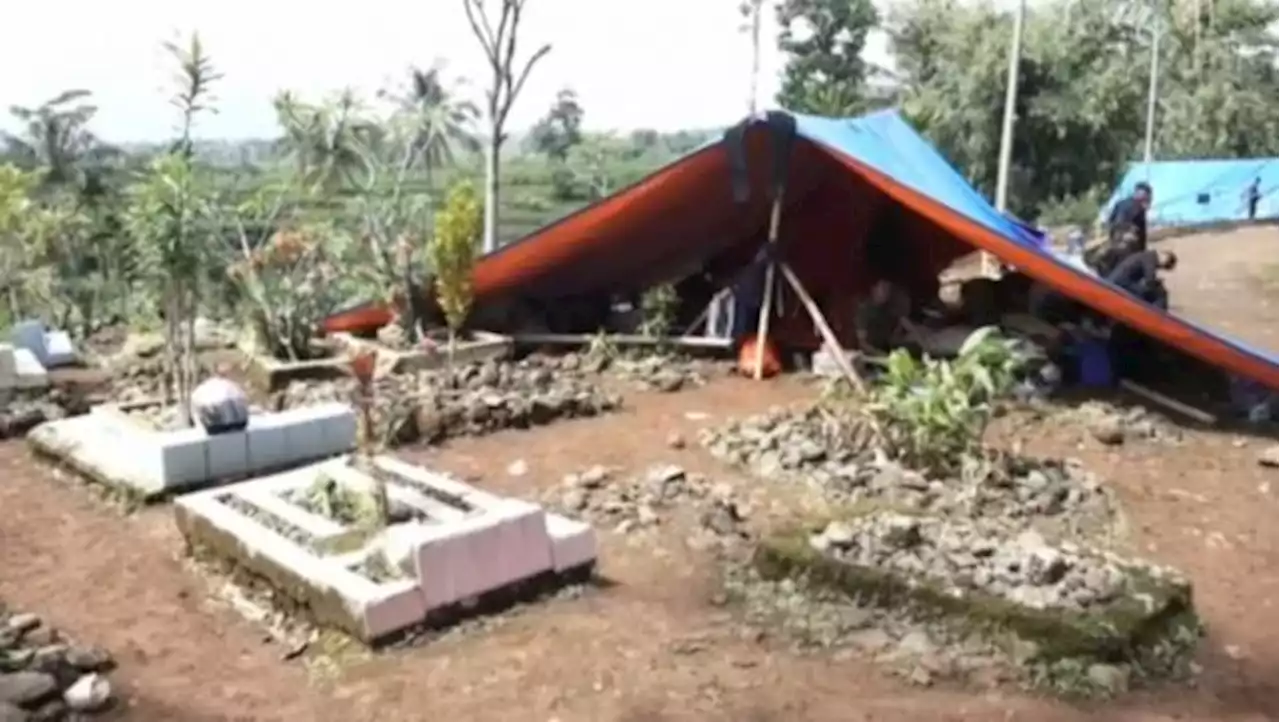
[778,262,866,393]
[753,196,786,380]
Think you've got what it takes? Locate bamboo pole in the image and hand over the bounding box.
[752,196,786,380]
[778,262,866,393]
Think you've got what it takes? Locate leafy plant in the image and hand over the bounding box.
[639,283,679,338]
[429,180,481,350]
[348,349,390,527]
[121,33,222,427]
[866,327,1027,476]
[227,221,345,360]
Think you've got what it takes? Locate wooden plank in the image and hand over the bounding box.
[1119,379,1216,425]
[509,333,733,351]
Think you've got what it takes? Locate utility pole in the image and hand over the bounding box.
[987,0,1026,277]
[1143,9,1161,176]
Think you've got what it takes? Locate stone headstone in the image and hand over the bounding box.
[11,348,48,389]
[42,330,77,367]
[10,320,48,366]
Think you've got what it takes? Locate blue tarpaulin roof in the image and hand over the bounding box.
[1102,157,1280,227]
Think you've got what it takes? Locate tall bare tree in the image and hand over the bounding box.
[462,0,551,253]
[739,0,767,115]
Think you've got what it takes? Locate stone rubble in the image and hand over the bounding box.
[543,463,750,544]
[1068,401,1183,446]
[0,604,116,721]
[0,392,71,440]
[699,406,1119,543]
[280,356,621,445]
[568,350,723,394]
[809,512,1186,614]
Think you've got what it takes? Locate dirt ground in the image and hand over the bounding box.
[1,225,1277,722]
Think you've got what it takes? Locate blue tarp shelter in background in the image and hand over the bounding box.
[1102,158,1280,227]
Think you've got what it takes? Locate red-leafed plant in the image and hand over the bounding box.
[348,348,389,526]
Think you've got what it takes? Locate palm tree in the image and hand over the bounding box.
[379,64,480,188]
[272,90,377,193]
[3,89,118,190]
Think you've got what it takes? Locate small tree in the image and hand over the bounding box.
[429,181,481,357]
[122,33,221,426]
[462,0,551,253]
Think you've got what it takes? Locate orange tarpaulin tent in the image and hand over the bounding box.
[326,110,1278,391]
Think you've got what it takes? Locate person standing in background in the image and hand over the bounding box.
[1242,177,1263,220]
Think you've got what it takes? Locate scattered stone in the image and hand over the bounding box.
[701,406,1118,543]
[61,674,110,713]
[0,672,56,708]
[1089,418,1126,446]
[666,431,686,450]
[1070,401,1183,446]
[1085,663,1130,695]
[1258,445,1279,468]
[544,463,749,545]
[506,459,529,477]
[280,357,620,446]
[0,604,116,719]
[576,350,722,393]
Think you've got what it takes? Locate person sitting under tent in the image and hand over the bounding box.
[191,363,251,434]
[1105,249,1177,310]
[854,280,921,356]
[1093,182,1153,276]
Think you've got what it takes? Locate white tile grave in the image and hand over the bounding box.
[0,343,49,390]
[174,455,597,642]
[9,319,78,368]
[27,402,357,496]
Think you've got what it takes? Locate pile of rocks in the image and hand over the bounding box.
[566,350,720,394]
[282,356,621,445]
[0,393,71,440]
[0,606,114,720]
[1069,401,1183,446]
[700,407,1117,542]
[809,514,1164,613]
[544,463,749,543]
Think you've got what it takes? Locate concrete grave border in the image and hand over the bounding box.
[0,343,49,391]
[28,401,357,500]
[330,330,513,375]
[174,455,596,644]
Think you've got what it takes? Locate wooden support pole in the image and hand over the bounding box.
[752,196,786,380]
[753,264,776,380]
[778,262,866,393]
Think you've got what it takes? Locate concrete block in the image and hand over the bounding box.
[155,427,210,489]
[545,512,599,573]
[11,348,48,389]
[30,403,359,498]
[204,428,250,480]
[42,329,77,367]
[169,456,596,643]
[10,320,47,365]
[245,414,292,472]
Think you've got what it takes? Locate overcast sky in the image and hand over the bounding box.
[3,0,892,142]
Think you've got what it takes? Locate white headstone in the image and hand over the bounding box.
[43,329,77,367]
[11,320,48,366]
[12,347,49,388]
